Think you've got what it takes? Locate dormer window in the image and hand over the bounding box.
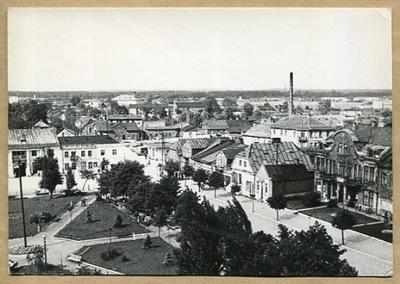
[368,149,373,157]
[20,133,27,143]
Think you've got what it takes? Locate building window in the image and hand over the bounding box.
[65,152,69,158]
[364,167,369,181]
[81,162,86,168]
[31,150,37,157]
[112,149,117,155]
[93,162,98,167]
[238,173,242,184]
[88,162,93,169]
[339,162,345,175]
[338,143,343,154]
[65,163,69,170]
[81,151,85,157]
[72,163,77,170]
[71,151,76,157]
[243,161,247,167]
[369,167,375,182]
[101,150,105,156]
[246,181,252,192]
[344,144,348,155]
[239,160,242,166]
[88,151,92,157]
[363,190,374,207]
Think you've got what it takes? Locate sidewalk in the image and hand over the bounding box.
[180,179,393,277]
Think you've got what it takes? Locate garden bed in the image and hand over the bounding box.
[301,207,378,225]
[55,200,147,240]
[352,222,393,243]
[80,237,177,275]
[8,195,82,239]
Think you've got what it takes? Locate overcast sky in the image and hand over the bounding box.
[8,8,392,92]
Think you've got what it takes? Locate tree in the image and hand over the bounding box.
[203,97,221,119]
[22,100,51,128]
[243,102,254,117]
[114,215,123,228]
[222,98,236,108]
[191,113,204,127]
[318,99,332,115]
[80,169,95,192]
[66,168,77,194]
[26,245,46,273]
[153,206,168,236]
[148,176,180,215]
[192,168,208,191]
[182,164,194,179]
[100,158,109,171]
[154,105,167,118]
[36,149,63,198]
[8,103,28,129]
[128,181,154,214]
[143,235,153,250]
[224,107,237,120]
[98,161,149,198]
[70,95,81,106]
[230,184,241,195]
[275,223,357,276]
[266,194,287,221]
[331,210,357,245]
[164,160,180,177]
[282,101,289,113]
[254,109,262,118]
[208,171,224,196]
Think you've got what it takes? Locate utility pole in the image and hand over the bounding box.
[18,158,28,247]
[43,234,47,273]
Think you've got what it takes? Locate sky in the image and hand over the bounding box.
[8,8,392,92]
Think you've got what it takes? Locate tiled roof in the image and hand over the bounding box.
[271,115,334,131]
[221,144,248,160]
[33,120,49,128]
[204,120,229,130]
[184,138,213,149]
[263,164,313,181]
[112,94,138,101]
[191,139,235,163]
[243,124,272,138]
[175,101,205,108]
[169,139,188,152]
[76,116,94,128]
[9,128,59,150]
[370,126,392,147]
[236,142,313,173]
[226,120,253,133]
[58,135,119,146]
[86,120,113,132]
[342,124,391,147]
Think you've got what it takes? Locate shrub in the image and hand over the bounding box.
[327,199,338,208]
[100,248,122,261]
[163,251,176,266]
[347,200,355,208]
[29,214,40,224]
[96,194,103,201]
[142,235,153,250]
[302,192,321,208]
[29,212,53,224]
[231,184,241,195]
[114,215,123,228]
[121,255,130,262]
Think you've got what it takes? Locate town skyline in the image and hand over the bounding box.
[8,8,392,92]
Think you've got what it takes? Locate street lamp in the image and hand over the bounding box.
[18,157,28,247]
[43,234,48,273]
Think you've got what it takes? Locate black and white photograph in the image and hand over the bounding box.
[7,8,393,277]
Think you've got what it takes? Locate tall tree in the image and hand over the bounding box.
[332,210,357,245]
[148,175,180,214]
[70,95,81,106]
[22,100,51,128]
[266,193,287,221]
[243,102,254,117]
[208,171,224,189]
[193,168,208,191]
[222,98,237,108]
[203,97,221,119]
[163,160,180,177]
[153,206,168,237]
[66,168,77,193]
[318,99,332,115]
[37,149,63,198]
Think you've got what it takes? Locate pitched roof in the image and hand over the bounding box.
[86,120,113,132]
[243,124,272,138]
[236,142,313,173]
[108,114,142,120]
[169,139,189,152]
[111,94,138,101]
[58,135,119,146]
[76,116,94,128]
[33,119,49,128]
[271,115,334,131]
[220,144,248,160]
[370,126,392,147]
[204,120,229,130]
[262,164,313,181]
[226,120,253,133]
[112,122,140,132]
[183,138,213,149]
[9,128,59,150]
[191,139,235,163]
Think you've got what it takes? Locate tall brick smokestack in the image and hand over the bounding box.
[289,72,294,116]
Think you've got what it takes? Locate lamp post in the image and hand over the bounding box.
[43,234,47,273]
[18,157,28,247]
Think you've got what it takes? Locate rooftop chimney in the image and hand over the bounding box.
[289,72,294,116]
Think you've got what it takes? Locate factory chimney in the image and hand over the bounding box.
[289,72,294,116]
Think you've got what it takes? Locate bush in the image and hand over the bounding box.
[100,248,122,261]
[114,215,123,228]
[142,235,153,250]
[327,199,338,208]
[231,184,241,195]
[302,192,321,208]
[29,211,53,224]
[96,194,103,201]
[347,200,355,208]
[163,251,176,266]
[121,255,130,262]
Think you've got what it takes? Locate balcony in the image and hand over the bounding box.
[298,136,308,143]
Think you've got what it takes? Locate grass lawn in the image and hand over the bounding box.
[56,200,147,240]
[353,223,393,243]
[301,207,378,225]
[11,264,72,275]
[80,237,177,275]
[8,195,82,239]
[286,199,324,210]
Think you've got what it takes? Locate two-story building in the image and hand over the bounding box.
[8,128,61,177]
[242,123,272,145]
[270,115,335,148]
